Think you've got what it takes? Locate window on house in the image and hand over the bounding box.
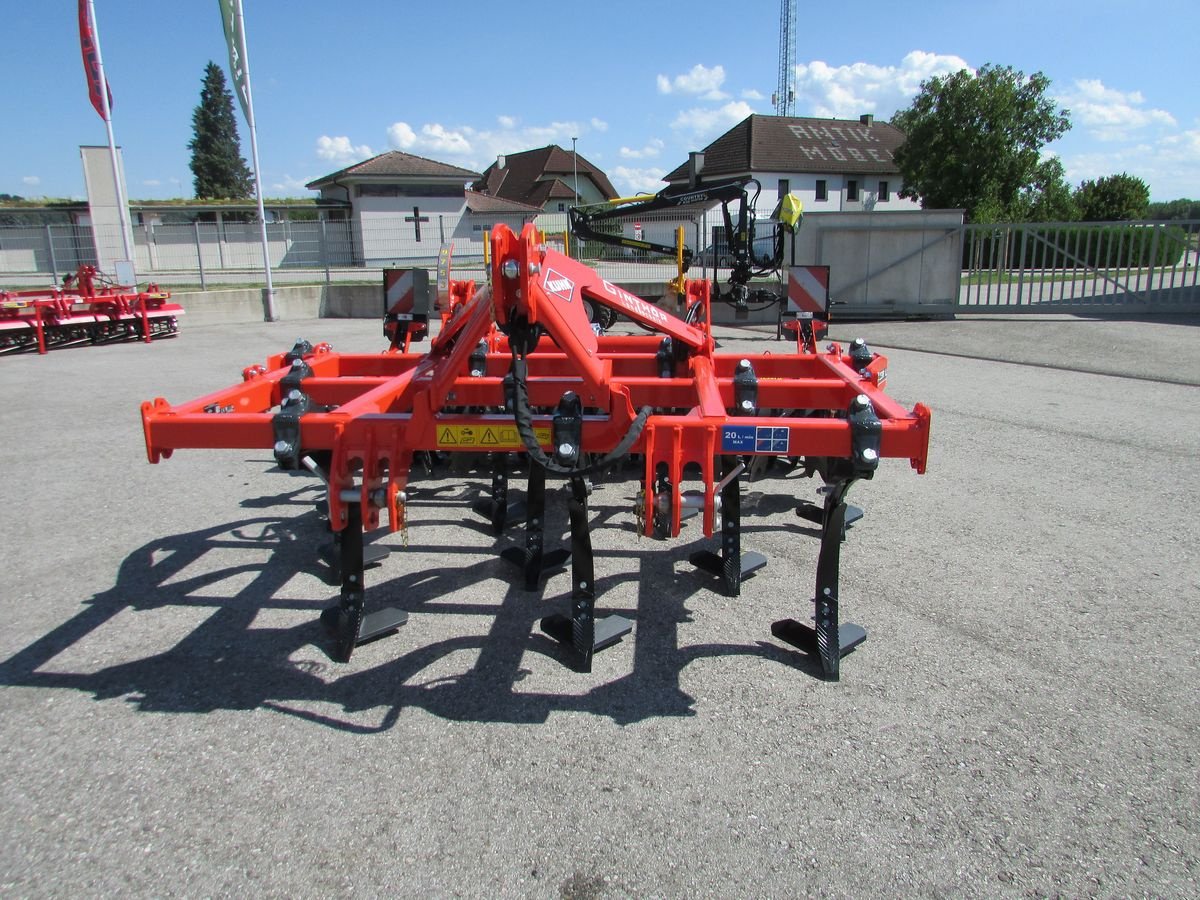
[879,180,890,202]
[815,179,827,202]
[847,180,859,202]
[778,178,790,198]
[558,202,566,212]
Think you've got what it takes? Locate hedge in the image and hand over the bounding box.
[965,224,1188,270]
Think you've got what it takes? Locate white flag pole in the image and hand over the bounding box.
[230,0,277,321]
[87,0,136,278]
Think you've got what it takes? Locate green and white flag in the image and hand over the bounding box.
[218,0,253,126]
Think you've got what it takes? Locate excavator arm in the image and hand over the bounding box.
[568,176,768,270]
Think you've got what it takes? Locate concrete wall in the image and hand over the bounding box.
[171,284,384,327]
[791,210,964,316]
[81,146,135,274]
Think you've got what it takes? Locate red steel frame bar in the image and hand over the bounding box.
[143,225,929,537]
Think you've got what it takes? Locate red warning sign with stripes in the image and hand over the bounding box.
[385,270,416,320]
[786,265,830,317]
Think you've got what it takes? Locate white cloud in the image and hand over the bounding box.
[272,175,316,194]
[22,175,40,186]
[657,64,728,100]
[792,50,970,119]
[619,139,665,159]
[143,179,161,187]
[419,123,472,155]
[671,100,755,136]
[316,135,374,163]
[1056,79,1176,142]
[1061,127,1200,200]
[611,166,667,196]
[741,89,764,100]
[387,122,417,149]
[384,117,607,171]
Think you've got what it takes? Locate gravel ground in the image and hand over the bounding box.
[1,314,1197,898]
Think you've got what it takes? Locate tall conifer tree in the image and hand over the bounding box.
[188,61,253,199]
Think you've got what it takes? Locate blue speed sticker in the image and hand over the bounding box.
[722,425,756,451]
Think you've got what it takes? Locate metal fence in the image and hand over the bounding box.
[0,210,705,290]
[4,214,1198,313]
[960,220,1200,310]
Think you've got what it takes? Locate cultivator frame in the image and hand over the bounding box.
[1,266,181,355]
[141,224,929,680]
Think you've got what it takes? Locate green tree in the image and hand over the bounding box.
[1013,157,1078,222]
[1147,198,1200,220]
[891,64,1071,222]
[188,61,253,200]
[1074,173,1150,221]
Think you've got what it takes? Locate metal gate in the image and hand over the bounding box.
[789,210,964,317]
[960,220,1200,311]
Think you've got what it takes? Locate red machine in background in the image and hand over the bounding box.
[141,224,930,681]
[1,265,182,355]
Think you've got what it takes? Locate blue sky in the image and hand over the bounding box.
[1,0,1196,202]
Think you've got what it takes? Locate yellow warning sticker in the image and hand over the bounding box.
[437,424,551,448]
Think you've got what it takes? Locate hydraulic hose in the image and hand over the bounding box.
[508,351,651,478]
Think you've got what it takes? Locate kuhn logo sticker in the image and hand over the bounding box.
[543,268,574,302]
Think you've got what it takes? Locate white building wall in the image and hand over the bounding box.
[538,177,609,212]
[752,170,919,216]
[355,195,467,263]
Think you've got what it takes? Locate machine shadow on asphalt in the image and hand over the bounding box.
[0,477,830,734]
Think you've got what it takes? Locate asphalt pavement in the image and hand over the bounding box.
[1,313,1197,897]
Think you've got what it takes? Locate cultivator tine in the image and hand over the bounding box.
[327,501,366,662]
[568,476,596,671]
[772,482,867,680]
[813,494,848,680]
[541,475,632,671]
[500,461,569,588]
[689,457,766,595]
[523,462,547,587]
[320,499,408,662]
[489,460,509,534]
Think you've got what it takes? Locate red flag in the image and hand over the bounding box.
[78,0,113,120]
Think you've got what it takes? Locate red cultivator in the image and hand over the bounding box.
[141,224,930,680]
[1,266,182,355]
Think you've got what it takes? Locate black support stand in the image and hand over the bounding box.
[771,480,867,680]
[689,456,767,596]
[500,462,569,588]
[320,501,408,662]
[472,454,527,535]
[540,476,632,672]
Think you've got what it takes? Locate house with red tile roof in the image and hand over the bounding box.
[473,145,618,213]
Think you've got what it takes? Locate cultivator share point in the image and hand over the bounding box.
[1,266,182,355]
[140,224,930,680]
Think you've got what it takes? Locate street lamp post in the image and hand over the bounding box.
[571,136,579,205]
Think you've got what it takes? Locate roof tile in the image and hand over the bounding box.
[307,151,479,188]
[665,114,906,182]
[472,145,617,207]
